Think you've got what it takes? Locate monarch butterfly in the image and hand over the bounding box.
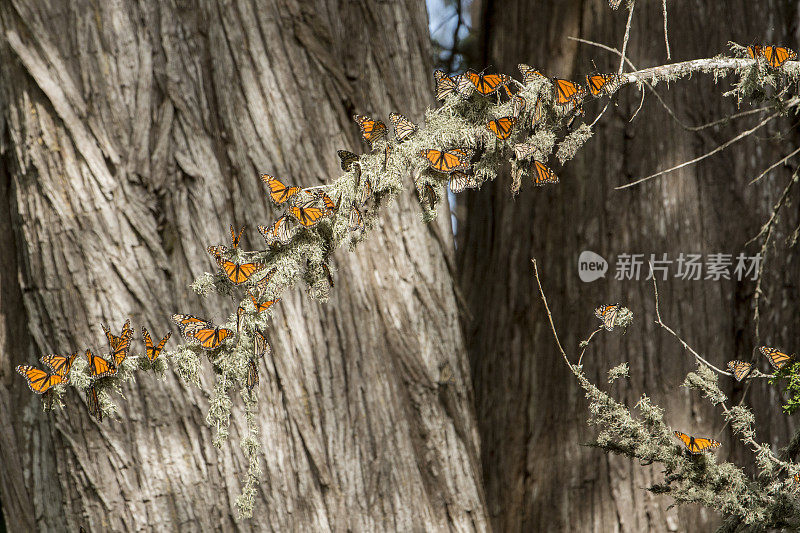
[246,360,259,391]
[357,176,372,207]
[727,360,753,381]
[249,267,277,298]
[746,45,762,59]
[109,327,132,367]
[674,431,721,454]
[254,330,270,357]
[103,319,132,351]
[230,225,245,249]
[532,160,559,186]
[518,63,545,85]
[320,192,337,213]
[594,304,619,331]
[259,215,295,246]
[16,365,64,393]
[794,472,800,483]
[464,70,511,96]
[85,349,117,379]
[511,95,526,118]
[39,352,78,378]
[420,183,438,209]
[514,142,537,161]
[337,150,360,171]
[586,73,623,97]
[250,292,280,313]
[321,262,335,287]
[260,174,300,205]
[383,145,392,171]
[531,97,545,125]
[389,112,418,142]
[349,205,364,231]
[352,114,387,148]
[142,327,171,362]
[216,258,265,284]
[763,45,797,68]
[180,319,233,350]
[433,70,462,100]
[420,149,472,173]
[486,116,517,140]
[86,386,102,422]
[236,305,245,335]
[553,78,586,105]
[290,198,326,227]
[760,346,793,370]
[206,245,227,261]
[171,313,207,331]
[449,170,481,193]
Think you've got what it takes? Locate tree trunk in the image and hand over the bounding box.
[0,1,489,531]
[460,1,800,531]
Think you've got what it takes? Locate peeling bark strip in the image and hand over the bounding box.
[464,1,800,532]
[0,1,489,531]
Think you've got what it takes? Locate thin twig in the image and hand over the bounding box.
[617,112,781,190]
[618,2,635,75]
[531,259,570,366]
[652,276,732,376]
[662,0,671,60]
[748,146,800,185]
[569,37,773,133]
[748,168,799,343]
[578,327,604,366]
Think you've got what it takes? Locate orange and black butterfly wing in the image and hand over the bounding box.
[247,360,259,391]
[726,360,753,381]
[16,365,64,394]
[171,313,206,332]
[553,78,585,105]
[260,174,301,205]
[389,112,418,141]
[586,74,620,97]
[290,200,326,227]
[110,329,132,367]
[184,322,233,350]
[40,352,79,378]
[352,114,388,147]
[349,205,364,231]
[250,292,281,313]
[518,63,545,84]
[433,70,458,100]
[532,160,559,186]
[220,260,264,284]
[254,330,270,357]
[230,224,246,249]
[465,71,509,96]
[421,149,470,173]
[689,437,721,453]
[320,193,337,213]
[760,346,793,370]
[763,46,796,68]
[86,386,103,421]
[142,327,171,362]
[747,45,762,59]
[486,116,517,140]
[85,349,117,379]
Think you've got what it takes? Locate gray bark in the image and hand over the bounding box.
[0,1,488,531]
[461,0,800,531]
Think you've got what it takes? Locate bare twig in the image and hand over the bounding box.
[748,146,800,185]
[662,0,671,60]
[651,276,733,376]
[616,112,781,190]
[578,327,604,366]
[748,168,799,342]
[618,2,635,75]
[531,259,570,366]
[569,37,774,133]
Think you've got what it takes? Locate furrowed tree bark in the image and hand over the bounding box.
[460,1,800,531]
[0,1,488,531]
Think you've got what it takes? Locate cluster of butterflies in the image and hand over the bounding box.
[15,320,170,421]
[746,44,797,68]
[433,65,625,186]
[727,346,796,381]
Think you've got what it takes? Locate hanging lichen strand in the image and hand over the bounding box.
[14,40,800,518]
